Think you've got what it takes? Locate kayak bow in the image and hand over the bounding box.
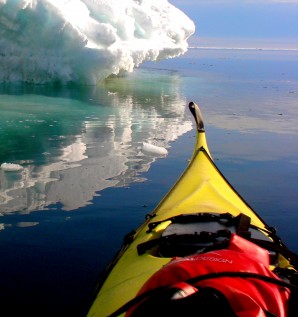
[87,102,297,317]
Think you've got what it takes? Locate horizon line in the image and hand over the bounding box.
[189,46,298,52]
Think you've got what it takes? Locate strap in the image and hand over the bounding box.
[251,238,298,268]
[137,229,231,255]
[146,212,233,233]
[234,213,251,238]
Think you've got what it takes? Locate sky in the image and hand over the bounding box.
[170,0,298,49]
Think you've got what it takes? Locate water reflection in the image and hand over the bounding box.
[0,69,193,215]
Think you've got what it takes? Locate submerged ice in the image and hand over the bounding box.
[0,0,195,84]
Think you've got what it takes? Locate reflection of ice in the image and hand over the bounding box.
[16,222,39,228]
[0,77,192,214]
[60,140,88,163]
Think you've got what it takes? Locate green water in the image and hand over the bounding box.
[0,69,193,213]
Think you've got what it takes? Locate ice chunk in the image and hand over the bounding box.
[142,142,168,156]
[1,163,24,172]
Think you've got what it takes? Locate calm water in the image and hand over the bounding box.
[0,48,297,316]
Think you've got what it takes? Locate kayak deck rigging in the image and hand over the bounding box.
[137,212,273,255]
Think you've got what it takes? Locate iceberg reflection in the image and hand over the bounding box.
[0,69,192,214]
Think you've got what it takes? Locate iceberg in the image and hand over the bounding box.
[0,0,195,85]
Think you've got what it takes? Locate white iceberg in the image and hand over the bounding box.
[0,0,195,84]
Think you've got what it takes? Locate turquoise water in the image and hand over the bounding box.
[0,70,193,214]
[0,49,297,316]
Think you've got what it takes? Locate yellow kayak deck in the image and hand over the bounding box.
[87,102,294,317]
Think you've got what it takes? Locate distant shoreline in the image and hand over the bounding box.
[189,46,298,52]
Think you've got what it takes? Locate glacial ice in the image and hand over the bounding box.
[0,0,195,85]
[1,162,24,171]
[142,142,168,156]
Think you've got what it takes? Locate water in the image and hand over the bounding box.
[0,70,193,214]
[0,48,297,316]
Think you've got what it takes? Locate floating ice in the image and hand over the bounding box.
[0,0,195,85]
[142,142,168,156]
[1,163,24,172]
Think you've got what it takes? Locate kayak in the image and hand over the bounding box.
[87,102,298,317]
